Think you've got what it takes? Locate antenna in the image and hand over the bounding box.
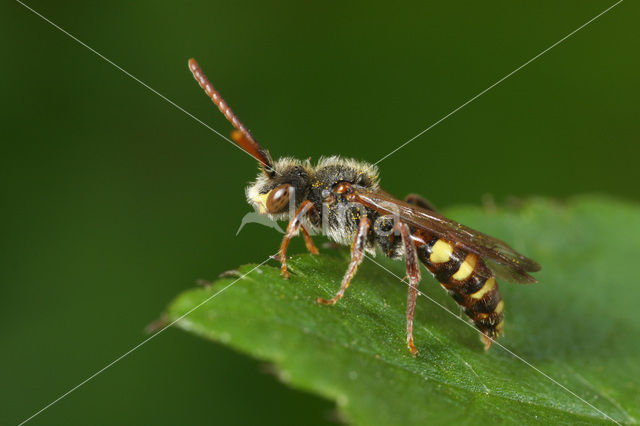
[188,58,274,176]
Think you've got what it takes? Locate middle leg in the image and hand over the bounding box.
[317,216,371,305]
[397,221,422,356]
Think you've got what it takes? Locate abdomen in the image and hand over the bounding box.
[413,231,504,348]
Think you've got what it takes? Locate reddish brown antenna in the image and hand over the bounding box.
[188,58,275,176]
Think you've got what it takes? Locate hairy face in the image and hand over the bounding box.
[245,158,311,218]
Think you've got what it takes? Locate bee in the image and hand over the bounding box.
[188,58,541,355]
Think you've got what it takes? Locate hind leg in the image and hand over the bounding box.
[317,217,370,305]
[397,221,422,356]
[404,194,437,211]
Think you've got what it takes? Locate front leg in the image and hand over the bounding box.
[279,200,317,278]
[317,216,371,305]
[300,225,319,255]
[397,221,422,356]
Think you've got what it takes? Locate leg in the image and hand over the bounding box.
[300,225,319,255]
[397,221,422,356]
[481,333,494,351]
[317,217,371,305]
[279,201,316,278]
[404,193,437,212]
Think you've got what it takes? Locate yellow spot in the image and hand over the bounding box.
[252,193,269,214]
[452,253,477,281]
[430,240,453,263]
[496,319,504,333]
[470,277,496,300]
[494,300,504,315]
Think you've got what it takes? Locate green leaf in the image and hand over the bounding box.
[166,196,640,425]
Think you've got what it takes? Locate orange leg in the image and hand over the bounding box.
[317,217,371,305]
[279,201,316,278]
[481,334,494,351]
[397,221,422,356]
[301,225,319,255]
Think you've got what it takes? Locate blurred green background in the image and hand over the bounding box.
[2,0,638,424]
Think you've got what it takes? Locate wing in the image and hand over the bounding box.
[349,187,541,284]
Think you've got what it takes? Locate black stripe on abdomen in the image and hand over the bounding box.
[416,236,505,341]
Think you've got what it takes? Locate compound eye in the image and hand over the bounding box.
[266,184,292,213]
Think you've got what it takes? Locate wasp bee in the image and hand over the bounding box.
[189,58,540,355]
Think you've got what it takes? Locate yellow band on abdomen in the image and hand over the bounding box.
[430,239,453,263]
[452,253,477,281]
[470,277,496,300]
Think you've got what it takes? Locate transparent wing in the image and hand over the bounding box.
[350,187,540,284]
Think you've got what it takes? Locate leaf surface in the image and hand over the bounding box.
[167,197,640,425]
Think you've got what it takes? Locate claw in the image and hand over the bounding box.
[279,251,290,278]
[481,334,493,351]
[280,264,290,279]
[316,296,338,305]
[407,337,419,357]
